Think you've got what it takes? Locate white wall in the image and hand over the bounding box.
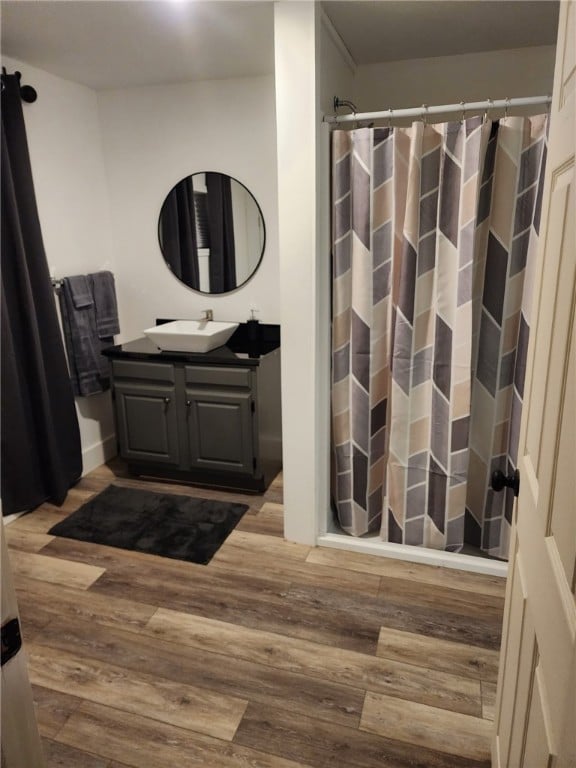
[354,45,556,113]
[2,56,117,474]
[273,4,357,546]
[274,2,325,545]
[97,75,279,340]
[319,10,356,116]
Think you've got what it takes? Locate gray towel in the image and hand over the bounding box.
[59,276,104,396]
[67,274,94,309]
[88,271,120,338]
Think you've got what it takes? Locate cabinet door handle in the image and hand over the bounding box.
[163,397,170,405]
[186,400,192,407]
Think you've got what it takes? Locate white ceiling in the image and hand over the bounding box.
[0,1,275,90]
[0,0,559,91]
[324,1,559,65]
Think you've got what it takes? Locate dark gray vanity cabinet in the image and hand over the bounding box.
[107,337,281,492]
[113,361,180,466]
[184,365,255,475]
[185,388,254,473]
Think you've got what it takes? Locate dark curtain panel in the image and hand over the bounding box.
[206,172,236,292]
[159,176,200,290]
[1,74,82,516]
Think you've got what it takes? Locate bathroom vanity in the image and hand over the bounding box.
[103,323,281,492]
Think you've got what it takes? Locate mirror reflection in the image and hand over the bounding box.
[158,172,265,294]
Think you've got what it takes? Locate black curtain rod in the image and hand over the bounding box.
[1,68,38,103]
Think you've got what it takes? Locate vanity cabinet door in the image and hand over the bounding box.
[185,388,255,474]
[115,382,180,465]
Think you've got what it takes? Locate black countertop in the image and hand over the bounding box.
[103,322,280,368]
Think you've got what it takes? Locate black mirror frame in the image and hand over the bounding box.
[157,171,266,296]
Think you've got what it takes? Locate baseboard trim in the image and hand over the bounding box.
[3,512,27,525]
[82,434,117,476]
[316,532,508,577]
[492,734,502,768]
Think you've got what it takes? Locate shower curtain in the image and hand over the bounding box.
[1,73,82,515]
[331,115,548,559]
[160,176,200,289]
[206,172,237,293]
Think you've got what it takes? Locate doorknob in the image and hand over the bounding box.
[491,469,520,497]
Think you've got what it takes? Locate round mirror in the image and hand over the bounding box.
[158,172,265,294]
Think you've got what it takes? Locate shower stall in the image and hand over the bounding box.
[325,96,550,575]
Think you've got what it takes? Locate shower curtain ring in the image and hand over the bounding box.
[388,107,393,129]
[483,98,492,124]
[504,97,510,120]
[459,100,466,123]
[422,104,429,125]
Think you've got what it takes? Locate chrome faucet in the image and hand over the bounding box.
[201,309,213,322]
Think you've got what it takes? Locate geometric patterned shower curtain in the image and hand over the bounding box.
[466,115,548,559]
[331,115,548,559]
[332,126,398,537]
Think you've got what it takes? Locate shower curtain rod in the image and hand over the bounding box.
[324,95,551,124]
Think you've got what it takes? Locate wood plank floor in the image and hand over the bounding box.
[5,459,506,768]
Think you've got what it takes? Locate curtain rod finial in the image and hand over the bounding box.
[20,85,37,103]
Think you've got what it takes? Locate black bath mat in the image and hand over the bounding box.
[48,485,249,565]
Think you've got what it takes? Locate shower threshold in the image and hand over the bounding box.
[317,529,508,578]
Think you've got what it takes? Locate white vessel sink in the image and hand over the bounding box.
[144,320,239,353]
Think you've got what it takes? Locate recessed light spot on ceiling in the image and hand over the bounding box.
[0,1,275,90]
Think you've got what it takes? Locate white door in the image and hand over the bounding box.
[493,2,576,766]
[1,523,45,768]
